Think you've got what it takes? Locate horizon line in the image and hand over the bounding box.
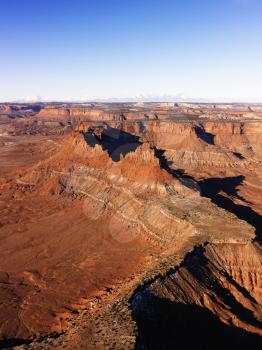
[1,100,262,105]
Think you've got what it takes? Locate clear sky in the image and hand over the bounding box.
[0,0,262,102]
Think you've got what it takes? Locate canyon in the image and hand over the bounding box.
[0,102,261,349]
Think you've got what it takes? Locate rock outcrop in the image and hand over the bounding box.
[0,103,261,349]
[132,243,262,349]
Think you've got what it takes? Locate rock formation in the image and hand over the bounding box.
[0,102,261,349]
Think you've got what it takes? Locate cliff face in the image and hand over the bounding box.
[132,243,262,349]
[36,107,162,123]
[76,120,260,168]
[0,105,261,349]
[0,125,257,345]
[144,121,261,163]
[36,107,115,124]
[35,103,262,123]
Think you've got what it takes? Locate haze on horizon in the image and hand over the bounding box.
[0,0,262,103]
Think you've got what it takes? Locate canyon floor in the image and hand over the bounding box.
[0,102,261,349]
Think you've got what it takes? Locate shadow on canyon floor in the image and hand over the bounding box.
[0,333,63,349]
[195,125,215,145]
[82,127,141,161]
[83,127,262,242]
[101,127,141,161]
[198,176,262,243]
[183,248,262,330]
[132,295,262,350]
[0,338,31,349]
[199,175,245,198]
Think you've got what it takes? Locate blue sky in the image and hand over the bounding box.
[0,0,261,102]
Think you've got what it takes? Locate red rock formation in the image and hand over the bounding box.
[133,243,262,339]
[0,103,261,349]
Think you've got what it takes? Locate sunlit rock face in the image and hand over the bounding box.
[0,102,261,349]
[132,243,262,349]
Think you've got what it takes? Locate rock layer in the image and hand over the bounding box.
[0,102,261,349]
[132,243,262,349]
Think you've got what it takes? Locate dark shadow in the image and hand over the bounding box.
[109,142,141,161]
[198,176,262,243]
[81,129,101,148]
[195,125,215,145]
[154,148,180,179]
[182,248,262,330]
[0,332,63,349]
[222,270,258,304]
[101,127,141,161]
[81,127,142,161]
[132,293,262,350]
[22,104,42,112]
[154,148,200,191]
[233,151,245,160]
[0,338,31,349]
[199,175,245,198]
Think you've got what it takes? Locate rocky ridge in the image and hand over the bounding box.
[0,103,261,349]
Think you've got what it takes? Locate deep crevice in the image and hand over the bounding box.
[132,295,262,350]
[131,245,262,350]
[198,176,262,243]
[195,125,215,145]
[0,338,31,349]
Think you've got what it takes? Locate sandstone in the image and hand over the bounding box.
[0,102,261,349]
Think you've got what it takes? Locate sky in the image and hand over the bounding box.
[0,0,262,102]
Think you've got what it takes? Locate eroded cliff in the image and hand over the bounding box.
[0,103,261,349]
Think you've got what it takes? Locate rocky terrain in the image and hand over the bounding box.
[0,102,261,349]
